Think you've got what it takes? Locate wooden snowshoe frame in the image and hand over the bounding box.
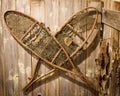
[4,7,100,94]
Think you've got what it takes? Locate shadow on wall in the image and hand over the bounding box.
[24,29,101,95]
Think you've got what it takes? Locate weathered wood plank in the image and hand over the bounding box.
[8,1,20,96]
[23,0,33,96]
[37,1,46,96]
[59,0,69,96]
[30,0,44,95]
[73,1,83,96]
[2,0,17,96]
[79,0,87,96]
[65,1,75,96]
[0,1,4,96]
[108,2,120,96]
[102,9,120,31]
[87,1,101,96]
[50,0,60,96]
[2,0,120,96]
[98,1,112,96]
[16,0,32,96]
[100,1,120,96]
[44,0,57,96]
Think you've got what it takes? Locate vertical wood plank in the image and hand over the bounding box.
[30,0,46,95]
[79,1,88,96]
[30,1,40,95]
[1,0,8,95]
[23,1,33,96]
[2,0,120,96]
[109,1,119,96]
[0,0,5,96]
[47,0,60,96]
[73,1,83,96]
[86,1,101,96]
[102,1,120,96]
[38,1,46,96]
[1,0,17,96]
[44,0,57,96]
[59,0,69,96]
[15,0,32,96]
[15,0,26,95]
[65,1,76,96]
[8,1,20,96]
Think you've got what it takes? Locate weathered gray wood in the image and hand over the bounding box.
[102,9,120,31]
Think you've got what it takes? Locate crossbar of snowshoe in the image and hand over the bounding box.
[23,7,99,93]
[4,7,100,94]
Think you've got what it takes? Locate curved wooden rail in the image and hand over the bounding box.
[4,7,99,94]
[22,7,99,93]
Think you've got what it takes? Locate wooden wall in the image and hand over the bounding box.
[103,0,120,96]
[0,0,119,96]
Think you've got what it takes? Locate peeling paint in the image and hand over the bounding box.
[8,70,13,80]
[26,66,31,76]
[3,38,9,44]
[8,70,18,81]
[18,62,25,74]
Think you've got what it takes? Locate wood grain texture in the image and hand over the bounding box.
[0,0,5,96]
[3,0,120,96]
[101,1,120,96]
[2,0,16,96]
[102,9,120,31]
[58,0,70,96]
[108,2,120,96]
